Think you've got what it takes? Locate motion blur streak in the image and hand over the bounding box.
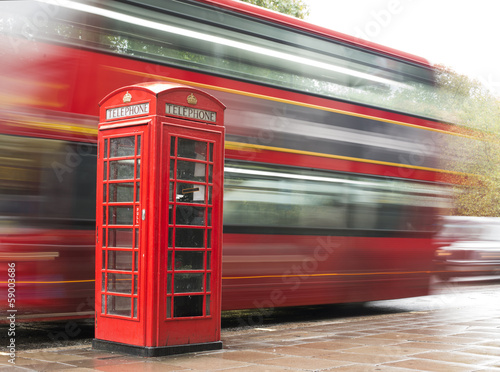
[0,0,465,321]
[0,252,59,261]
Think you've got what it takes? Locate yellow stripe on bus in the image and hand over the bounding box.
[222,271,434,280]
[1,271,437,285]
[225,140,469,176]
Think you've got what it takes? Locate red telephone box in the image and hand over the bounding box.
[93,82,225,356]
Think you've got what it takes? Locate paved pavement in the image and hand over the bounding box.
[2,282,500,371]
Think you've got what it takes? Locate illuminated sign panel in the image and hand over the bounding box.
[106,103,150,120]
[165,104,217,122]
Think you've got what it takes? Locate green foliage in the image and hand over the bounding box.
[239,0,310,19]
[435,65,500,216]
[435,65,500,131]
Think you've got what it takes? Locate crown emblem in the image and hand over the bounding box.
[187,93,197,105]
[123,91,132,103]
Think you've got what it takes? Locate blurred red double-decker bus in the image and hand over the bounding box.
[0,0,457,321]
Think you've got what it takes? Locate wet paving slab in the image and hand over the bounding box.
[2,282,500,371]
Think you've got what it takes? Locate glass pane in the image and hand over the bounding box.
[174,273,204,293]
[102,206,107,225]
[208,164,213,183]
[175,228,204,248]
[107,250,133,271]
[109,206,134,225]
[167,274,172,294]
[168,228,173,247]
[136,136,141,156]
[107,295,131,317]
[170,159,175,179]
[209,143,213,162]
[107,273,132,294]
[169,182,174,201]
[170,136,176,157]
[101,273,105,291]
[136,183,140,202]
[176,206,205,225]
[175,251,205,270]
[134,275,138,295]
[173,295,203,317]
[110,136,135,158]
[176,183,206,204]
[136,159,141,179]
[134,229,139,248]
[167,251,172,270]
[206,273,211,292]
[134,251,138,272]
[206,295,210,316]
[109,160,135,180]
[206,251,211,270]
[104,139,108,159]
[178,138,206,161]
[101,295,105,314]
[168,205,174,223]
[177,160,205,182]
[103,184,107,202]
[166,297,171,318]
[133,298,138,318]
[109,183,134,202]
[103,161,107,181]
[108,228,133,248]
[207,230,211,249]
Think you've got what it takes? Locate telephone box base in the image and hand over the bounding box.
[92,339,223,357]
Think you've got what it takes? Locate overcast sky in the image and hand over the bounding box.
[306,0,500,95]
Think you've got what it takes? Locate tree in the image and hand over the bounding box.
[435,65,500,216]
[239,0,310,19]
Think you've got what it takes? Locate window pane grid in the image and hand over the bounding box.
[100,134,141,319]
[166,136,214,319]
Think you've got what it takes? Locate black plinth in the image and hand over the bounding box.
[92,339,223,357]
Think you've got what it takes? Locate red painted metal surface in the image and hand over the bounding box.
[95,83,225,349]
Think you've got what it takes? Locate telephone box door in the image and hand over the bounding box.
[96,125,148,345]
[158,124,223,345]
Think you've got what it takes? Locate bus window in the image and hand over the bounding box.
[224,161,449,233]
[0,134,96,228]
